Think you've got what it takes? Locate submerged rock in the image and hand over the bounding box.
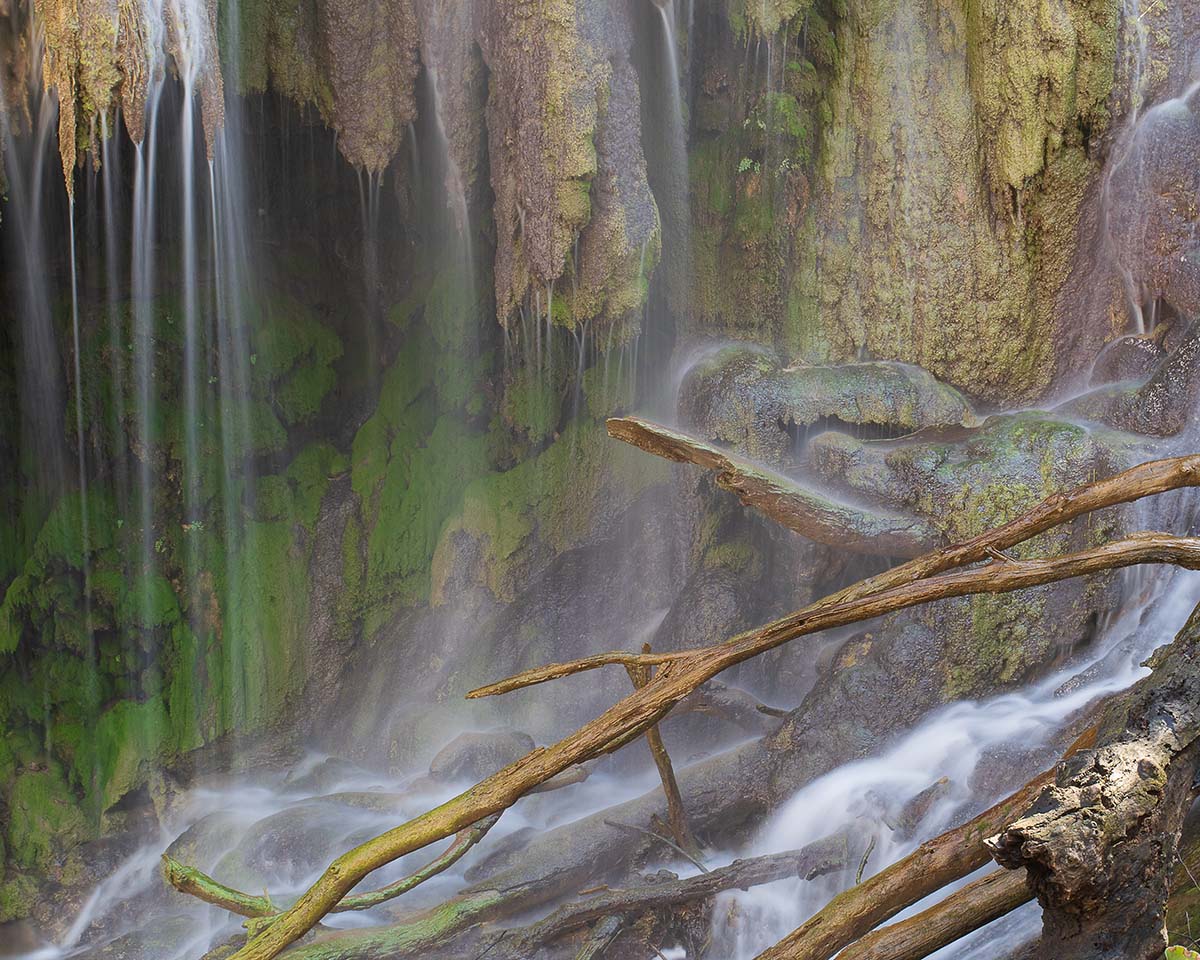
[428,730,535,784]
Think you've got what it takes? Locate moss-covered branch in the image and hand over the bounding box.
[163,813,501,924]
[212,453,1200,960]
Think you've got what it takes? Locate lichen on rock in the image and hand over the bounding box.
[479,0,660,338]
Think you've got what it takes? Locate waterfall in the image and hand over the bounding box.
[2,4,1200,960]
[653,0,692,326]
[717,557,1200,957]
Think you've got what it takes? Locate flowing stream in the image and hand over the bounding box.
[1,3,1199,960]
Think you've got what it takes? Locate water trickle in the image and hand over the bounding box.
[653,0,692,321]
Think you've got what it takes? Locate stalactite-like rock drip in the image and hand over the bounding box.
[964,0,1115,217]
[32,0,83,189]
[725,0,813,39]
[564,4,661,341]
[316,0,419,173]
[988,608,1200,960]
[26,0,227,180]
[164,0,225,157]
[115,0,150,144]
[479,0,659,338]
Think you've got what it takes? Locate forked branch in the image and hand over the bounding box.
[196,453,1200,960]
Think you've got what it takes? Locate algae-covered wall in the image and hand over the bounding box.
[0,0,1185,926]
[691,0,1137,405]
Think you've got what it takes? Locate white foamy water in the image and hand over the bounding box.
[707,560,1200,959]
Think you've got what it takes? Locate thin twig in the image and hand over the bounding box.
[604,819,710,874]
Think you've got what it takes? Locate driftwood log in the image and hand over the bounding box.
[169,452,1200,960]
[989,606,1200,960]
[606,415,940,556]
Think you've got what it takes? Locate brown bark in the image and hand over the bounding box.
[627,643,699,858]
[838,869,1033,960]
[751,725,1098,960]
[470,533,1200,699]
[211,454,1200,960]
[509,829,854,949]
[607,415,940,557]
[988,606,1200,960]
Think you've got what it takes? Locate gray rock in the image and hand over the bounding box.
[428,730,536,783]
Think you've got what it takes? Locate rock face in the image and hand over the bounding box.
[690,0,1128,405]
[315,0,420,172]
[479,0,661,336]
[1104,86,1200,325]
[428,730,535,783]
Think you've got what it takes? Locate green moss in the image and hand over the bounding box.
[365,415,490,605]
[275,364,337,425]
[257,443,346,531]
[31,491,117,571]
[432,419,669,603]
[501,368,563,445]
[0,874,37,922]
[7,765,89,870]
[703,539,762,577]
[117,574,181,629]
[215,519,312,730]
[72,697,172,812]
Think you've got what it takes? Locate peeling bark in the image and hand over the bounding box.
[988,606,1200,960]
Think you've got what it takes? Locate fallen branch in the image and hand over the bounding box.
[511,829,853,947]
[750,747,1072,959]
[607,416,940,557]
[604,820,708,875]
[628,643,699,858]
[837,868,1033,960]
[164,813,501,922]
[469,532,1200,699]
[208,454,1200,960]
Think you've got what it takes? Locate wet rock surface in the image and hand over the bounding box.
[427,730,536,783]
[678,345,976,465]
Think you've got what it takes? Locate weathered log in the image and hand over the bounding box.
[606,416,941,557]
[482,829,855,958]
[988,605,1200,960]
[838,868,1033,960]
[214,454,1200,960]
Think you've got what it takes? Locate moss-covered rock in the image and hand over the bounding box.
[479,0,660,337]
[431,418,670,604]
[679,344,975,462]
[7,765,89,871]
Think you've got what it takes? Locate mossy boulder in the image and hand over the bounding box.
[679,345,976,463]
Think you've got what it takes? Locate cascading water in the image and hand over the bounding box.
[714,555,1200,958]
[651,0,692,327]
[3,3,1200,960]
